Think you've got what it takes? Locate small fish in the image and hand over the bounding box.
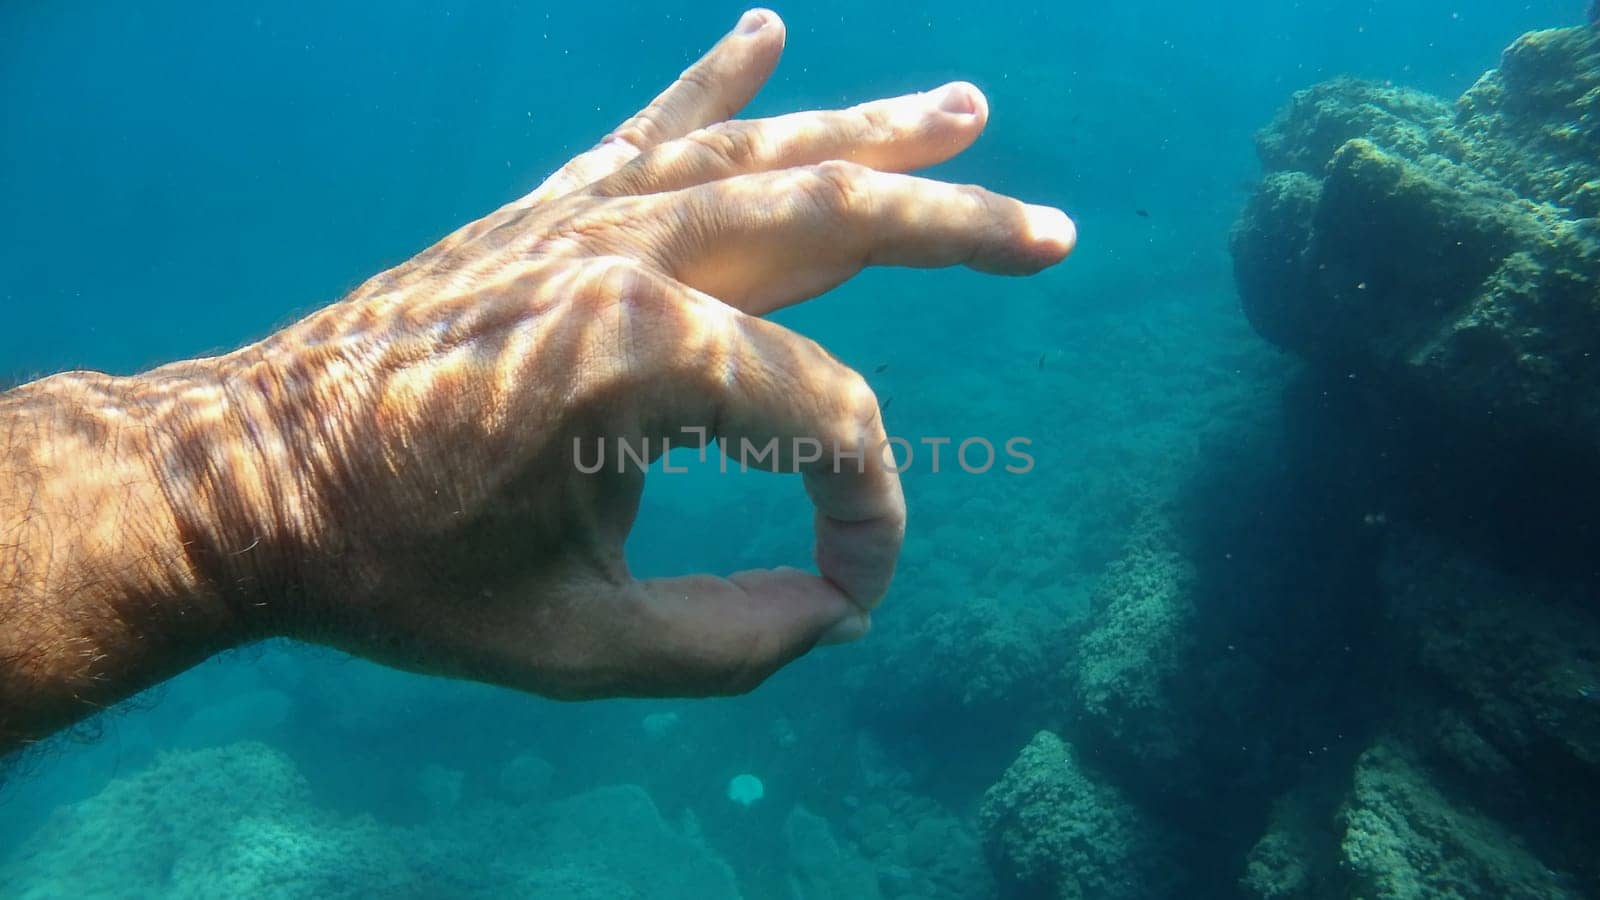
[874,363,888,373]
[1135,209,1151,218]
[881,397,893,412]
[1038,352,1047,369]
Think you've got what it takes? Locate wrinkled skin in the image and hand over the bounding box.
[0,8,1075,752]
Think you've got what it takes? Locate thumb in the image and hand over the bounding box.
[622,568,865,696]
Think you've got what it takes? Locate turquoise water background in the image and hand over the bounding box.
[0,2,1590,897]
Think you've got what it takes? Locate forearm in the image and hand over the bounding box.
[0,369,249,755]
[0,293,450,755]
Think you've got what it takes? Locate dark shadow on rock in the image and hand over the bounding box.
[1222,24,1600,899]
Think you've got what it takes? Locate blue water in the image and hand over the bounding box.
[0,2,1591,898]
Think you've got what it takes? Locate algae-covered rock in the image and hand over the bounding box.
[1227,23,1600,900]
[1069,511,1198,769]
[505,784,742,900]
[1240,781,1341,900]
[1336,741,1581,900]
[1243,740,1583,900]
[859,593,1072,789]
[844,781,997,900]
[1232,26,1600,458]
[1455,27,1600,217]
[0,742,422,900]
[1383,531,1600,776]
[1237,526,1600,899]
[895,816,995,900]
[979,730,1168,900]
[1252,77,1454,176]
[0,742,742,900]
[783,804,882,900]
[1378,530,1600,887]
[874,594,1068,724]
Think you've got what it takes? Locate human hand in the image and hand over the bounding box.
[156,8,1076,697]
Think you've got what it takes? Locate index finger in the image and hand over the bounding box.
[525,9,786,204]
[711,317,904,615]
[619,268,904,618]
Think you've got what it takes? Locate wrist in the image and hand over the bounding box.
[144,305,424,642]
[138,334,364,642]
[0,370,252,750]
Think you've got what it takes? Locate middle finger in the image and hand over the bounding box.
[628,161,1077,314]
[592,81,990,198]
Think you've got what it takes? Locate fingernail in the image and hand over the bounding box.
[1023,204,1079,256]
[937,82,979,116]
[819,611,871,646]
[736,9,769,34]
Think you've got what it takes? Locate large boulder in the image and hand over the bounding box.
[1228,27,1600,898]
[1383,531,1600,779]
[1068,511,1198,771]
[1237,525,1600,897]
[1244,740,1583,900]
[1232,27,1600,457]
[979,730,1172,900]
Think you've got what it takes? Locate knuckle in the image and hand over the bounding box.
[961,182,1007,222]
[689,120,766,170]
[660,301,735,395]
[856,104,897,143]
[834,367,883,440]
[532,198,642,256]
[612,108,666,151]
[579,141,650,197]
[802,160,873,219]
[675,66,716,103]
[575,260,710,378]
[575,259,669,315]
[676,65,741,122]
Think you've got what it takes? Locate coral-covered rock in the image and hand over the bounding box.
[1227,23,1600,900]
[1336,741,1579,900]
[843,774,997,900]
[1068,511,1198,769]
[1237,525,1600,897]
[896,816,995,900]
[0,742,421,900]
[1455,28,1600,217]
[1232,27,1600,458]
[1240,780,1342,900]
[1242,740,1584,900]
[1383,531,1600,776]
[857,593,1072,789]
[783,804,882,900]
[876,595,1069,720]
[0,742,742,900]
[1376,529,1600,886]
[1251,77,1453,176]
[979,730,1169,900]
[497,784,741,900]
